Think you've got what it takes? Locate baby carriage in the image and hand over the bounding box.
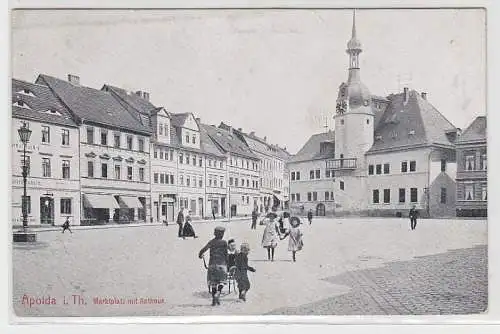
[202,255,237,294]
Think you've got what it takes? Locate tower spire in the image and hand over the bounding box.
[352,9,357,39]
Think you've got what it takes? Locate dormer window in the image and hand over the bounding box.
[13,101,31,109]
[44,109,62,116]
[17,89,35,97]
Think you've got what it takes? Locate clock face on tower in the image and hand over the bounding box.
[336,100,347,114]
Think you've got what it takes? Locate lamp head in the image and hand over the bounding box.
[18,122,32,144]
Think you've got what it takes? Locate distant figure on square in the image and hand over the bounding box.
[176,208,184,238]
[261,212,280,261]
[182,216,198,239]
[227,239,238,269]
[251,209,258,229]
[281,217,303,262]
[409,205,419,230]
[198,226,228,306]
[307,209,313,225]
[212,207,216,220]
[62,217,72,234]
[234,242,256,301]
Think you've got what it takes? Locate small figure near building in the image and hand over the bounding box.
[307,209,313,225]
[251,209,258,230]
[62,217,73,234]
[409,205,419,231]
[176,208,184,238]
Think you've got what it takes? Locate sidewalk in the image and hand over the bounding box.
[12,216,250,232]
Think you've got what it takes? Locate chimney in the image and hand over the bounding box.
[264,136,267,142]
[238,127,242,132]
[67,74,80,85]
[421,92,427,100]
[403,87,409,103]
[250,131,255,136]
[135,91,150,101]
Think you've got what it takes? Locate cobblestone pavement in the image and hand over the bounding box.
[268,245,487,315]
[12,217,487,317]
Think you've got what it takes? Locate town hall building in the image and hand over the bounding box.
[290,11,459,218]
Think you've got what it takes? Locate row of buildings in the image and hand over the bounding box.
[286,11,487,218]
[11,12,487,226]
[11,75,290,226]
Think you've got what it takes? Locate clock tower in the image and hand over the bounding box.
[330,9,374,213]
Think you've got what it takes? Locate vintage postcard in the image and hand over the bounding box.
[10,6,487,321]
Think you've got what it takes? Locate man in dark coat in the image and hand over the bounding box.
[176,208,184,238]
[251,209,258,229]
[62,217,72,234]
[307,209,313,225]
[409,205,419,230]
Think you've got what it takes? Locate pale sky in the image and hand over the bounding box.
[11,9,486,154]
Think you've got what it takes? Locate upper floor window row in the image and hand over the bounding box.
[86,127,146,152]
[37,125,71,146]
[464,151,487,171]
[290,171,301,181]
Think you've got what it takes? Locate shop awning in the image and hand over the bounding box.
[273,193,285,202]
[83,194,120,209]
[119,196,143,208]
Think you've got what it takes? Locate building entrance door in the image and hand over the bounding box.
[40,196,55,225]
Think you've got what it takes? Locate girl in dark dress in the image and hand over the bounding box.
[234,243,256,301]
[198,226,228,306]
[182,216,198,238]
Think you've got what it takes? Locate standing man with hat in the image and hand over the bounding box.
[176,207,184,238]
[199,226,228,306]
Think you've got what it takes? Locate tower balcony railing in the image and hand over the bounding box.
[325,158,357,170]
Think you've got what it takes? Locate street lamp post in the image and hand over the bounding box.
[13,122,37,243]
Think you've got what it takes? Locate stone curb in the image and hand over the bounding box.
[12,217,250,233]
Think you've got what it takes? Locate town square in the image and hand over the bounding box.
[13,216,486,316]
[10,8,487,318]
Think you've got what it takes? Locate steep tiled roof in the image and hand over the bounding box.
[12,79,77,127]
[201,124,258,160]
[289,131,335,163]
[170,113,190,127]
[457,116,486,143]
[101,85,153,128]
[198,122,226,158]
[37,75,151,135]
[367,90,456,153]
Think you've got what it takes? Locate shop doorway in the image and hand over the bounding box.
[40,196,55,225]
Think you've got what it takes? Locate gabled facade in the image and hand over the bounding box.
[231,127,291,213]
[38,74,152,225]
[11,79,81,226]
[204,124,260,217]
[288,131,336,216]
[455,116,487,217]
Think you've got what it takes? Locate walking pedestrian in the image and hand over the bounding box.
[409,205,419,230]
[261,212,280,261]
[198,226,228,306]
[182,216,198,239]
[307,209,312,225]
[176,208,184,238]
[62,217,72,234]
[212,207,216,220]
[280,217,303,262]
[234,242,256,302]
[251,209,258,230]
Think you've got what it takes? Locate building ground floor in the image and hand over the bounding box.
[12,186,81,227]
[456,179,487,217]
[289,201,336,217]
[206,193,227,219]
[81,189,150,225]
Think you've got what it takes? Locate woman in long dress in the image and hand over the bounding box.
[182,216,198,238]
[280,217,303,262]
[261,213,280,261]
